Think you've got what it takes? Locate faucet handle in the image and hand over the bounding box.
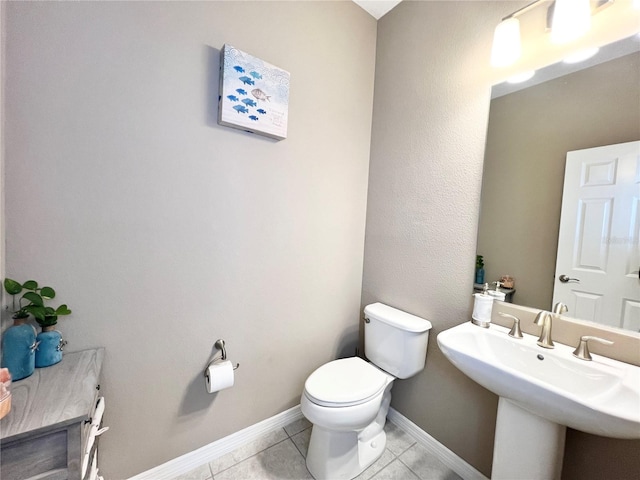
[498,313,522,339]
[572,335,614,361]
[553,302,568,315]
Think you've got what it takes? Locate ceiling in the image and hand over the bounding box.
[353,0,402,19]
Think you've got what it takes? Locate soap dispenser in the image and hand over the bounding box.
[488,281,506,302]
[472,283,493,328]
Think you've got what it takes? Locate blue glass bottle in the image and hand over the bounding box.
[35,327,64,368]
[1,319,37,380]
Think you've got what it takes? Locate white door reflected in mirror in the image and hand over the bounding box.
[554,141,640,331]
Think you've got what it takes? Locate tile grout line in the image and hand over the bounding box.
[290,434,308,459]
[396,454,424,480]
[207,430,292,477]
[368,451,398,479]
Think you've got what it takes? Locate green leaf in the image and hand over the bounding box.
[4,278,23,295]
[22,280,38,290]
[44,306,55,315]
[39,315,58,327]
[40,286,56,299]
[55,304,72,316]
[24,305,46,321]
[22,292,44,307]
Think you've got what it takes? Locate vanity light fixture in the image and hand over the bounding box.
[490,0,544,68]
[491,17,522,67]
[491,0,613,67]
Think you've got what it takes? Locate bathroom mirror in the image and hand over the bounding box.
[476,34,640,331]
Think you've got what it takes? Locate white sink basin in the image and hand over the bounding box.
[437,322,640,439]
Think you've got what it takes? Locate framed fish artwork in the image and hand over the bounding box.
[218,44,290,140]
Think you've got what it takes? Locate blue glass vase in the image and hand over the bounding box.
[1,319,37,380]
[35,327,64,368]
[475,268,485,284]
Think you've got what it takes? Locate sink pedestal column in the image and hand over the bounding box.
[492,398,566,480]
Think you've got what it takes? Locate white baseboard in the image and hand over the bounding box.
[130,405,487,480]
[128,405,304,480]
[387,407,489,480]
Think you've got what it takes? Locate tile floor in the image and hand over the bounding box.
[171,417,462,480]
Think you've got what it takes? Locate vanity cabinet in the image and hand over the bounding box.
[0,348,105,480]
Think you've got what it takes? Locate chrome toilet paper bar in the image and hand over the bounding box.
[204,339,239,379]
[214,339,229,361]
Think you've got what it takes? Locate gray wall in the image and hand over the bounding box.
[362,1,505,475]
[478,53,640,312]
[364,1,639,479]
[4,2,376,477]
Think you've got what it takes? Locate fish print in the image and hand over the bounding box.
[233,105,249,114]
[249,71,262,80]
[249,115,259,121]
[257,109,267,115]
[233,66,245,73]
[239,76,255,85]
[236,88,247,96]
[242,98,257,108]
[226,95,239,102]
[251,88,271,102]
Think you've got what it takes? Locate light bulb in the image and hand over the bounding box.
[551,0,591,44]
[491,17,521,67]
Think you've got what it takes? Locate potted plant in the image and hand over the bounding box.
[4,278,71,326]
[3,278,72,369]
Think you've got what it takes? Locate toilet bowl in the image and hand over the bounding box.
[301,357,394,480]
[301,303,432,480]
[302,357,394,430]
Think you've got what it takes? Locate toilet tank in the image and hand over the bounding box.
[364,303,432,379]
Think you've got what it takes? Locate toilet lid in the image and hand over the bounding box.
[304,357,391,407]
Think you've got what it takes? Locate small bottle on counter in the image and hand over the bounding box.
[488,281,506,302]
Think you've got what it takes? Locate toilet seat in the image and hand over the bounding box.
[304,357,392,407]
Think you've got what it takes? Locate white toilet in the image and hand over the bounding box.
[301,302,432,480]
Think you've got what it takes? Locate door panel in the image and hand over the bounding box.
[554,141,640,330]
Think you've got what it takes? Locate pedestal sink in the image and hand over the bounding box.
[437,322,640,479]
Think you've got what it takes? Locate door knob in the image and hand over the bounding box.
[559,275,580,283]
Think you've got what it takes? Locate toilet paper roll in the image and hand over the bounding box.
[205,360,235,393]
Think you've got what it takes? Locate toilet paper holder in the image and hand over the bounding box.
[204,339,239,378]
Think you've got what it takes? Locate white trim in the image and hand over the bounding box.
[387,407,489,480]
[128,406,304,480]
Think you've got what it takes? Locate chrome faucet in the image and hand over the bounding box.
[534,311,554,349]
[533,302,567,349]
[553,302,568,315]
